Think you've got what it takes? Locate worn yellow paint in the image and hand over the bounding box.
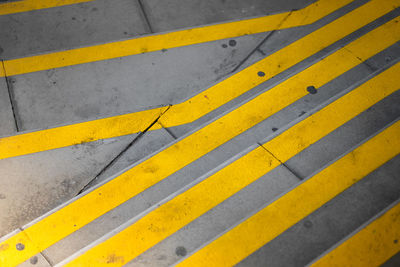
[0,0,353,77]
[0,0,93,16]
[0,107,167,159]
[0,2,398,265]
[62,62,400,266]
[310,201,400,267]
[179,120,400,267]
[1,0,397,161]
[0,61,5,77]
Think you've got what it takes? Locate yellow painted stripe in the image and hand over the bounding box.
[0,61,5,77]
[0,3,397,265]
[0,0,93,16]
[63,62,400,266]
[179,117,400,267]
[310,201,400,267]
[1,0,353,77]
[1,0,397,161]
[0,107,167,159]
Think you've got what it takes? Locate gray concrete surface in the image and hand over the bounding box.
[1,0,400,265]
[238,155,400,267]
[9,32,267,131]
[0,0,149,59]
[0,133,136,236]
[141,0,314,32]
[0,76,16,136]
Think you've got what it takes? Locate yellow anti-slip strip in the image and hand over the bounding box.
[178,114,400,267]
[0,0,93,16]
[0,61,5,77]
[1,0,398,161]
[0,3,398,265]
[310,201,400,267]
[62,65,400,266]
[0,0,352,77]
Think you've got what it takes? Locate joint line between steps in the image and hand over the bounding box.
[230,10,293,74]
[137,0,154,33]
[39,250,53,267]
[158,121,178,139]
[342,46,379,72]
[258,142,304,180]
[14,227,54,266]
[1,60,21,132]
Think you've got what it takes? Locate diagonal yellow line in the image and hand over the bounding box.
[0,2,398,265]
[0,106,168,159]
[178,108,400,267]
[0,0,94,16]
[0,0,393,161]
[1,0,353,77]
[310,200,400,267]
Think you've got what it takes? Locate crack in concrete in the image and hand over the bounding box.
[1,60,21,132]
[258,142,304,181]
[76,105,171,195]
[72,9,294,196]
